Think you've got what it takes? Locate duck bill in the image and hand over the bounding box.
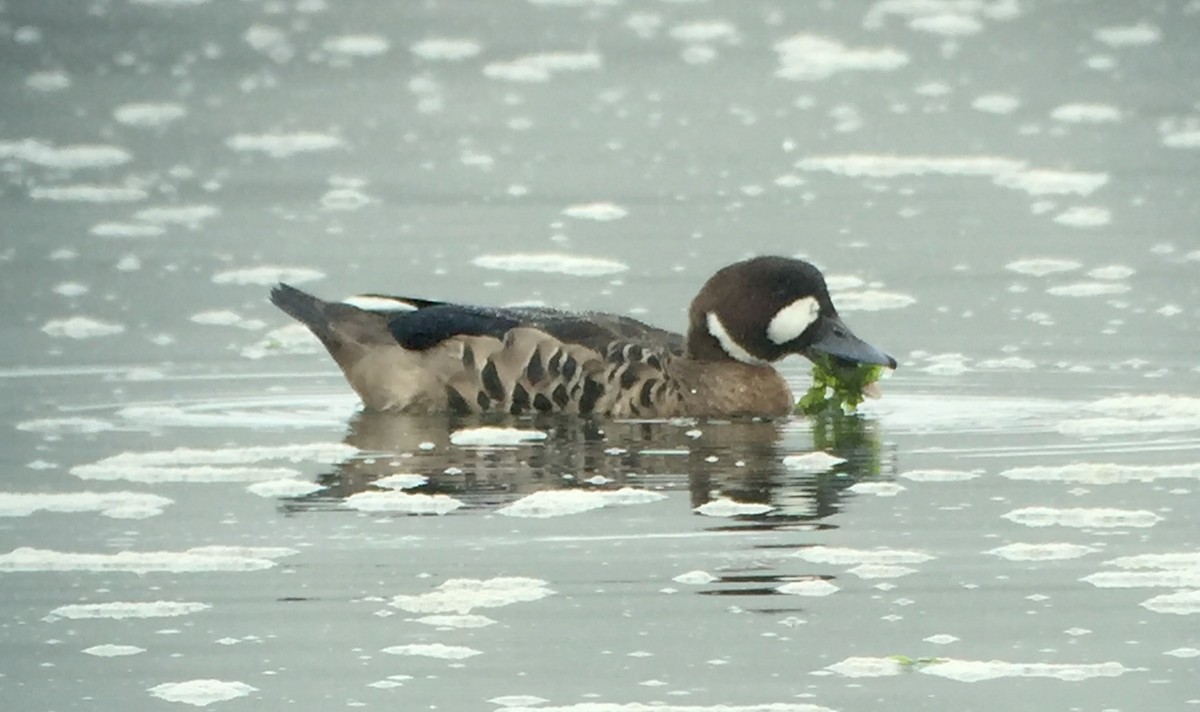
[804,315,897,370]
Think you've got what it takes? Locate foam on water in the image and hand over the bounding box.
[835,289,916,311]
[0,491,172,519]
[212,266,325,285]
[0,139,130,169]
[413,614,496,629]
[390,577,553,614]
[113,102,188,128]
[483,52,602,82]
[497,487,666,518]
[83,644,145,657]
[71,443,356,484]
[781,451,846,472]
[1053,206,1111,228]
[899,469,980,482]
[922,659,1130,682]
[25,70,71,91]
[373,473,428,490]
[148,680,257,707]
[561,201,628,221]
[90,222,166,238]
[344,491,464,515]
[225,132,344,158]
[48,601,211,620]
[322,34,390,57]
[1002,507,1162,528]
[795,546,934,565]
[1141,591,1200,615]
[1005,257,1081,276]
[1001,462,1200,484]
[673,570,718,585]
[992,169,1108,196]
[847,482,905,497]
[134,204,219,227]
[1051,103,1122,123]
[410,38,482,61]
[1094,23,1161,47]
[972,93,1021,114]
[987,543,1098,561]
[494,706,835,712]
[29,185,148,202]
[1046,281,1129,297]
[41,317,125,339]
[694,497,773,517]
[381,643,482,659]
[449,427,548,446]
[0,546,294,574]
[774,34,908,81]
[472,253,629,276]
[909,13,983,36]
[245,479,324,498]
[778,579,839,596]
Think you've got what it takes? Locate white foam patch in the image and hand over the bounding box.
[1084,571,1200,589]
[782,451,846,472]
[41,317,125,339]
[900,469,979,482]
[1161,127,1200,149]
[322,34,390,57]
[148,680,257,707]
[29,184,148,202]
[391,577,553,614]
[497,487,666,518]
[189,310,263,330]
[71,443,356,484]
[1106,553,1200,570]
[1051,103,1121,123]
[1054,206,1111,228]
[1143,591,1200,615]
[835,290,916,311]
[797,153,1022,178]
[673,570,718,585]
[483,52,601,82]
[0,492,171,519]
[16,416,113,434]
[846,564,917,579]
[694,498,773,517]
[774,34,908,80]
[909,13,983,36]
[114,102,188,128]
[472,253,628,276]
[848,482,905,497]
[1046,281,1129,297]
[91,222,166,238]
[490,695,550,708]
[84,644,145,657]
[410,38,482,61]
[1005,257,1082,276]
[53,282,90,297]
[320,187,372,211]
[0,139,131,169]
[245,479,324,498]
[1094,23,1161,47]
[921,659,1129,682]
[413,614,496,629]
[1165,648,1200,658]
[669,20,739,44]
[26,70,71,91]
[0,546,294,574]
[48,601,211,620]
[795,546,935,565]
[449,427,548,446]
[344,491,463,515]
[225,132,343,158]
[826,656,903,677]
[134,204,219,226]
[1001,462,1200,484]
[972,93,1021,114]
[212,266,325,285]
[1003,507,1161,528]
[777,579,839,596]
[373,474,428,490]
[993,169,1108,196]
[562,201,628,221]
[1088,264,1135,280]
[987,543,1098,561]
[382,643,482,659]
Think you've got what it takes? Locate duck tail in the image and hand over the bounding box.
[270,283,337,344]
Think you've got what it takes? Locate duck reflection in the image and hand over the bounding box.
[281,410,892,527]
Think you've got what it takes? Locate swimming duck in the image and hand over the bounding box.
[270,256,896,418]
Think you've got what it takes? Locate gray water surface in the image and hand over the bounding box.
[2,1,1199,710]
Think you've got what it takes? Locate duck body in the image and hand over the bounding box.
[270,256,896,418]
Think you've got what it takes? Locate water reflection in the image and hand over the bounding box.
[282,411,893,526]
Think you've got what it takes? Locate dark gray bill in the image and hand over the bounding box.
[805,315,897,369]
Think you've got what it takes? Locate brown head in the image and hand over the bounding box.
[685,256,897,369]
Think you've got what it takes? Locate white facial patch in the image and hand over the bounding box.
[706,312,767,365]
[766,296,820,345]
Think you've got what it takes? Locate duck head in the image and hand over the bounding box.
[686,256,898,370]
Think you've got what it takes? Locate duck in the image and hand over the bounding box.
[269,255,897,418]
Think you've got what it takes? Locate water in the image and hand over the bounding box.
[2,1,1199,710]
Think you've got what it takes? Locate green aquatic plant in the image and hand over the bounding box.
[889,655,947,671]
[796,355,885,416]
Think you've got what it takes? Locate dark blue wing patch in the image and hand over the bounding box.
[387,305,524,350]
